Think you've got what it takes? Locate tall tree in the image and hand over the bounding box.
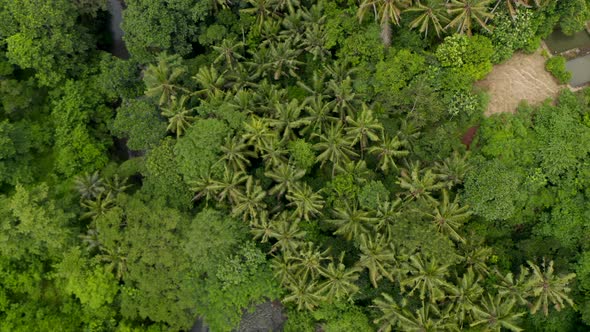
[446,0,494,36]
[357,0,412,46]
[143,53,187,106]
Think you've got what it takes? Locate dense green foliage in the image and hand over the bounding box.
[545,55,572,84]
[0,0,589,331]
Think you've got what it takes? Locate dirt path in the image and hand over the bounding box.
[476,50,562,116]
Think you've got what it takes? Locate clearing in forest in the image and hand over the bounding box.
[476,51,562,116]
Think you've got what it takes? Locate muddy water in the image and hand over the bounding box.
[108,0,130,59]
[566,54,590,87]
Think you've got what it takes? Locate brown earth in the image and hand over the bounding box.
[476,51,562,116]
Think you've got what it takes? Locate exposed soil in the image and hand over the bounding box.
[462,125,479,150]
[476,51,562,116]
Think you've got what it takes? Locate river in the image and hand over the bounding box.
[107,0,130,59]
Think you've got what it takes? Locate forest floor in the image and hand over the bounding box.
[476,50,562,115]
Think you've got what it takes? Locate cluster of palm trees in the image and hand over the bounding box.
[357,0,547,45]
[134,0,574,328]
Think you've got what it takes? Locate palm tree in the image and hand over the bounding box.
[219,136,255,173]
[329,203,377,241]
[398,162,444,204]
[494,265,529,306]
[374,198,403,241]
[327,77,358,121]
[242,116,275,153]
[268,99,309,142]
[402,253,451,303]
[216,170,248,205]
[269,212,307,253]
[345,104,383,157]
[265,163,305,198]
[259,135,289,169]
[302,23,329,61]
[74,171,105,199]
[241,0,277,29]
[313,124,358,176]
[356,233,398,287]
[232,176,267,222]
[302,96,338,135]
[193,65,226,98]
[273,0,300,14]
[446,0,494,36]
[212,38,245,70]
[373,293,402,332]
[433,151,472,189]
[391,302,457,332]
[334,159,370,181]
[470,294,525,332]
[81,192,115,220]
[161,95,195,138]
[406,0,449,38]
[250,211,274,243]
[286,183,325,221]
[291,242,331,280]
[446,267,484,326]
[265,39,303,80]
[190,173,223,204]
[318,253,361,301]
[297,71,329,102]
[525,259,576,316]
[368,134,409,174]
[271,252,296,285]
[325,60,358,85]
[460,241,492,276]
[357,0,412,46]
[498,0,534,18]
[143,52,187,106]
[98,245,128,280]
[283,276,324,311]
[104,175,131,196]
[79,227,101,252]
[424,190,471,243]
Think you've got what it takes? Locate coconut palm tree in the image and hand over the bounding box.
[446,0,494,36]
[74,171,105,199]
[327,77,358,121]
[373,293,402,332]
[250,211,274,243]
[424,190,471,243]
[329,203,377,241]
[460,241,493,276]
[283,276,324,311]
[218,135,255,173]
[286,183,325,221]
[212,38,245,70]
[398,162,444,204]
[259,135,289,169]
[525,259,576,316]
[216,170,248,205]
[446,267,484,326]
[291,242,331,280]
[470,294,525,332]
[81,192,115,220]
[357,0,412,46]
[271,252,296,285]
[406,0,449,38]
[297,71,329,102]
[242,116,275,153]
[161,95,195,138]
[402,253,451,303]
[318,253,361,301]
[193,65,226,98]
[241,0,277,29]
[268,99,309,142]
[302,22,329,61]
[356,233,398,287]
[265,39,303,80]
[368,134,409,174]
[374,198,403,241]
[265,163,305,198]
[345,104,383,157]
[79,227,101,252]
[269,212,307,253]
[433,151,472,189]
[273,0,300,14]
[143,52,188,106]
[494,265,530,306]
[98,245,128,280]
[232,176,267,222]
[190,173,223,204]
[313,124,358,176]
[104,175,131,196]
[391,302,457,332]
[302,96,338,135]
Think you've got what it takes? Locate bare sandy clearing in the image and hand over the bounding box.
[476,51,562,116]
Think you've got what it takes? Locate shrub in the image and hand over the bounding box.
[545,56,572,84]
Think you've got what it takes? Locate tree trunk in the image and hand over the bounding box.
[381,21,392,47]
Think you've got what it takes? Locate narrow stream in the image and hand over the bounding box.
[107,0,130,59]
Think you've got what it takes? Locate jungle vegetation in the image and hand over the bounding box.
[1,0,590,331]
